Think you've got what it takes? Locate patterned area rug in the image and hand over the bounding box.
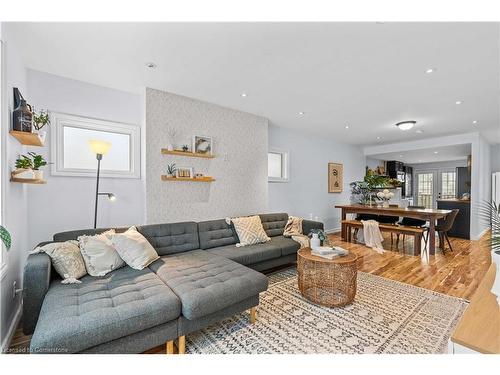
[186,267,468,354]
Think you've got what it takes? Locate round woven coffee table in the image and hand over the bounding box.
[297,247,358,307]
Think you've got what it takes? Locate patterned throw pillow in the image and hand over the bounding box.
[228,215,271,247]
[78,229,125,277]
[110,226,159,270]
[33,240,87,284]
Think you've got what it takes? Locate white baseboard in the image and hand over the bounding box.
[1,301,21,353]
[325,227,341,234]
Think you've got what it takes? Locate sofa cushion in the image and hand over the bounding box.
[269,235,301,256]
[30,266,181,353]
[206,242,281,265]
[136,222,199,256]
[259,213,289,237]
[198,219,238,250]
[149,250,268,320]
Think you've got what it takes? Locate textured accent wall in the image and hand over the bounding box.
[146,88,268,223]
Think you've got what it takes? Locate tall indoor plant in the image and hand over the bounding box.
[479,201,500,305]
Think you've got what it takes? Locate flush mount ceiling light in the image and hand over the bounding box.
[425,68,436,74]
[145,62,157,69]
[395,121,416,131]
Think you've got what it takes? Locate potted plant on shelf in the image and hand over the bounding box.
[166,163,177,178]
[13,154,35,179]
[28,152,48,179]
[32,109,50,143]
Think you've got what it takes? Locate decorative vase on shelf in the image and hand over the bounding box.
[33,170,43,180]
[13,99,33,132]
[311,233,320,250]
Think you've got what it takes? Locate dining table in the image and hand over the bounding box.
[335,204,452,255]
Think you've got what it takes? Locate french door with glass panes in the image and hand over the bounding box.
[415,169,457,209]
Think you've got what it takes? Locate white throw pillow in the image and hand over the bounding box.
[227,215,271,247]
[32,240,87,284]
[110,226,159,270]
[78,229,125,276]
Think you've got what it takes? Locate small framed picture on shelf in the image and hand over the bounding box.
[176,166,193,178]
[192,135,213,155]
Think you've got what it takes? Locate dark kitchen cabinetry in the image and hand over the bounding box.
[437,199,470,239]
[456,167,471,198]
[386,161,404,177]
[403,166,413,198]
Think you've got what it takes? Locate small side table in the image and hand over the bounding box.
[297,247,358,307]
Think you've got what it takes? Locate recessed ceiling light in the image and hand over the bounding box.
[434,151,439,154]
[425,68,436,74]
[298,111,305,115]
[418,159,422,162]
[376,136,381,140]
[396,121,416,131]
[145,62,157,69]
[241,93,247,97]
[399,154,403,157]
[416,129,424,134]
[472,120,478,124]
[345,125,349,129]
[455,100,463,105]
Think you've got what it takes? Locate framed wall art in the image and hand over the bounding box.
[328,163,343,193]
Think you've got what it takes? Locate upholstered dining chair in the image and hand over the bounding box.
[396,205,428,250]
[423,209,459,253]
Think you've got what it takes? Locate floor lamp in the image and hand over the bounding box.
[89,140,116,229]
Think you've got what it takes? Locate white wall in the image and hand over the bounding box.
[26,70,144,249]
[408,159,468,171]
[268,124,365,232]
[1,24,28,350]
[492,144,500,172]
[146,88,268,223]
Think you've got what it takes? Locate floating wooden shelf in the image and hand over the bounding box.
[161,149,215,159]
[161,176,215,183]
[10,177,47,184]
[9,130,45,146]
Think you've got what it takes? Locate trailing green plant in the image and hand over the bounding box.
[32,109,50,130]
[15,155,33,170]
[478,200,500,253]
[166,163,177,175]
[0,226,11,250]
[350,170,400,204]
[28,152,47,170]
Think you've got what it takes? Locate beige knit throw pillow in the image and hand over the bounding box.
[228,215,271,247]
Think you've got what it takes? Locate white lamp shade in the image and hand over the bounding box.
[89,140,112,155]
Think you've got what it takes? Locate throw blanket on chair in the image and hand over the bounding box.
[356,220,385,254]
[283,216,310,249]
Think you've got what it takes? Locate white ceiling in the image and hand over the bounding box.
[368,143,471,164]
[6,22,500,145]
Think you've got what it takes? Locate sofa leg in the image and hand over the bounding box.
[178,335,186,354]
[166,340,174,354]
[250,307,257,324]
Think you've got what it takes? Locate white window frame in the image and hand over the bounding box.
[268,149,289,183]
[51,112,141,178]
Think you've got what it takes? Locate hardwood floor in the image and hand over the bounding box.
[328,231,492,300]
[7,233,491,354]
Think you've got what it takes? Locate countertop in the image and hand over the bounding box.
[436,199,470,204]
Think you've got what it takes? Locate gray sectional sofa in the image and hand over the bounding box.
[23,213,323,354]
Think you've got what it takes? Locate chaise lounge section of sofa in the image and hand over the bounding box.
[23,213,323,354]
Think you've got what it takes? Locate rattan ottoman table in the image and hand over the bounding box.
[297,247,358,307]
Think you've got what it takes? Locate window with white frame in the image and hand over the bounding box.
[51,112,141,178]
[268,150,289,182]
